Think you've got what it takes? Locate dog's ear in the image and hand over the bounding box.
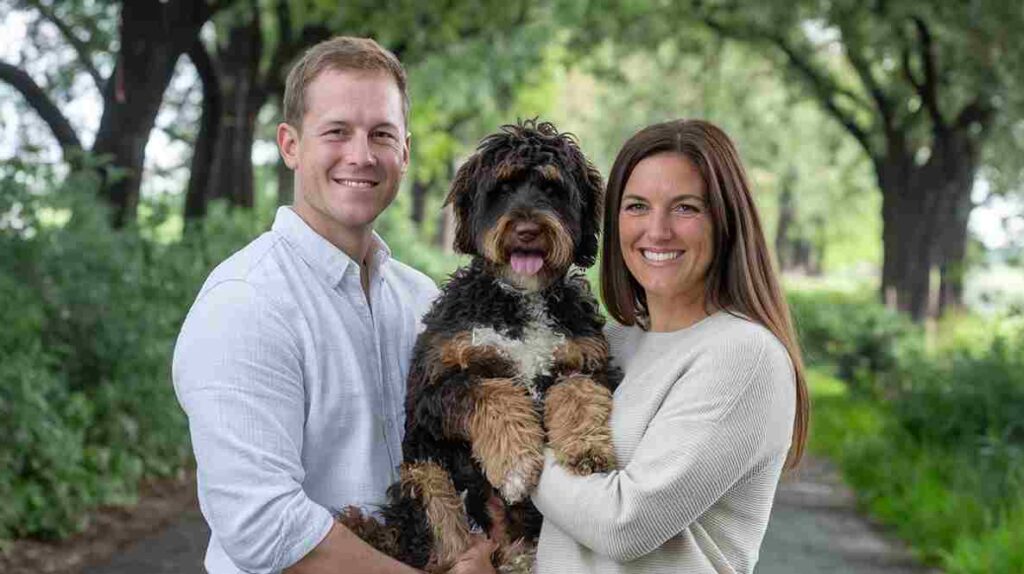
[571,152,605,268]
[444,154,481,256]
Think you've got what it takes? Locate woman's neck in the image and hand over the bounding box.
[646,291,712,332]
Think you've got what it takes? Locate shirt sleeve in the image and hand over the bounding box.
[172,280,333,574]
[531,329,794,562]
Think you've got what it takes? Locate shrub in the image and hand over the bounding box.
[0,162,460,540]
[0,169,258,538]
[788,288,920,395]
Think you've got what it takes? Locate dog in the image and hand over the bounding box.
[341,120,620,572]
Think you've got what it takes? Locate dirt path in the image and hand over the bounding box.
[758,457,938,574]
[4,456,937,573]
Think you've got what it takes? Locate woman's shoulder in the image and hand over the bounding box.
[699,311,791,368]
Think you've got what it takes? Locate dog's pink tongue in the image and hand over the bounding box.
[511,252,544,276]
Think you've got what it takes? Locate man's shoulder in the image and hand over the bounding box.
[183,231,296,322]
[383,258,440,301]
[202,231,282,290]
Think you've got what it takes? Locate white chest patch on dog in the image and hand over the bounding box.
[471,294,564,400]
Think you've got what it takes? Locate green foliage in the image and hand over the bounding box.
[547,38,880,274]
[0,165,259,540]
[890,329,1024,457]
[789,288,921,393]
[0,157,459,541]
[798,294,1024,572]
[374,194,464,284]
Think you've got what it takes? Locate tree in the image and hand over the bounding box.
[548,33,878,276]
[576,0,1024,320]
[182,0,540,220]
[0,0,224,226]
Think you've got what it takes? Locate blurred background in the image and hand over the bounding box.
[0,1,1022,573]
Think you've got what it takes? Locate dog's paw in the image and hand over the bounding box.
[552,336,609,375]
[498,451,544,503]
[560,437,616,476]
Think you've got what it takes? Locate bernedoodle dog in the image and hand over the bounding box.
[341,120,620,572]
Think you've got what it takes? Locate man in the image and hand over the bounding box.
[173,37,494,574]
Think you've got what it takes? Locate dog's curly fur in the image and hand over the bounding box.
[344,120,620,572]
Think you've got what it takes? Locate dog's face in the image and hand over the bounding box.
[445,121,604,291]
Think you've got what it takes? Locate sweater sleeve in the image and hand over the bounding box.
[531,328,794,562]
[172,280,333,574]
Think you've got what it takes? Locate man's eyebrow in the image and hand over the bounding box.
[315,119,350,130]
[315,119,401,132]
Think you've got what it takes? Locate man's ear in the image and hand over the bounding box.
[401,133,411,175]
[277,122,300,170]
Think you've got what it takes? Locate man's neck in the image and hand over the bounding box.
[290,205,373,267]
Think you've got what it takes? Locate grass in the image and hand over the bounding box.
[806,367,1024,573]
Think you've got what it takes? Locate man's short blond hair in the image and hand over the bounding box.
[282,36,408,133]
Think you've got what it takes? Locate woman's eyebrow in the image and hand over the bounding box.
[622,193,706,203]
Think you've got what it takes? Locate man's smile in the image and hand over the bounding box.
[332,177,379,188]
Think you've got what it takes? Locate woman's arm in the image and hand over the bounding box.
[531,330,795,562]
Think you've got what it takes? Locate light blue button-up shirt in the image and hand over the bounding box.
[173,207,438,574]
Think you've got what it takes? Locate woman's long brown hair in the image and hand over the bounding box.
[600,119,809,470]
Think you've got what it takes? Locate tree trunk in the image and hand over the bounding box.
[876,130,978,321]
[184,39,221,220]
[91,0,213,226]
[208,7,264,210]
[277,154,294,206]
[934,131,978,315]
[435,161,457,250]
[774,183,796,272]
[411,178,430,228]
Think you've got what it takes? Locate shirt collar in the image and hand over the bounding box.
[272,207,392,287]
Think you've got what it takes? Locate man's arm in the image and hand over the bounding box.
[174,281,335,573]
[286,522,499,574]
[175,281,498,574]
[284,522,420,574]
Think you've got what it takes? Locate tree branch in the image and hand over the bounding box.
[836,16,896,139]
[0,60,83,156]
[773,37,874,155]
[952,97,994,136]
[908,16,944,129]
[23,0,106,92]
[702,16,875,156]
[262,0,295,96]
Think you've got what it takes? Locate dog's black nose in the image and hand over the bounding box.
[515,221,541,243]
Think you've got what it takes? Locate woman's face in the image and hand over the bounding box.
[619,152,714,310]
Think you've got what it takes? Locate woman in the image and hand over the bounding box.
[530,119,809,573]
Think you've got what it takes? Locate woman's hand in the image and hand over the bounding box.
[448,534,498,574]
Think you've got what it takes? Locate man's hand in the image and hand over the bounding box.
[448,534,498,574]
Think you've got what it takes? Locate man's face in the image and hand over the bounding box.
[278,69,409,246]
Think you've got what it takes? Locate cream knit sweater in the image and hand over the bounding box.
[531,311,796,573]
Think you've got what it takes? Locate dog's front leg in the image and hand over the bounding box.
[466,378,545,504]
[545,373,615,475]
[437,330,517,379]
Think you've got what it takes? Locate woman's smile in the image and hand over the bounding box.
[619,152,714,321]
